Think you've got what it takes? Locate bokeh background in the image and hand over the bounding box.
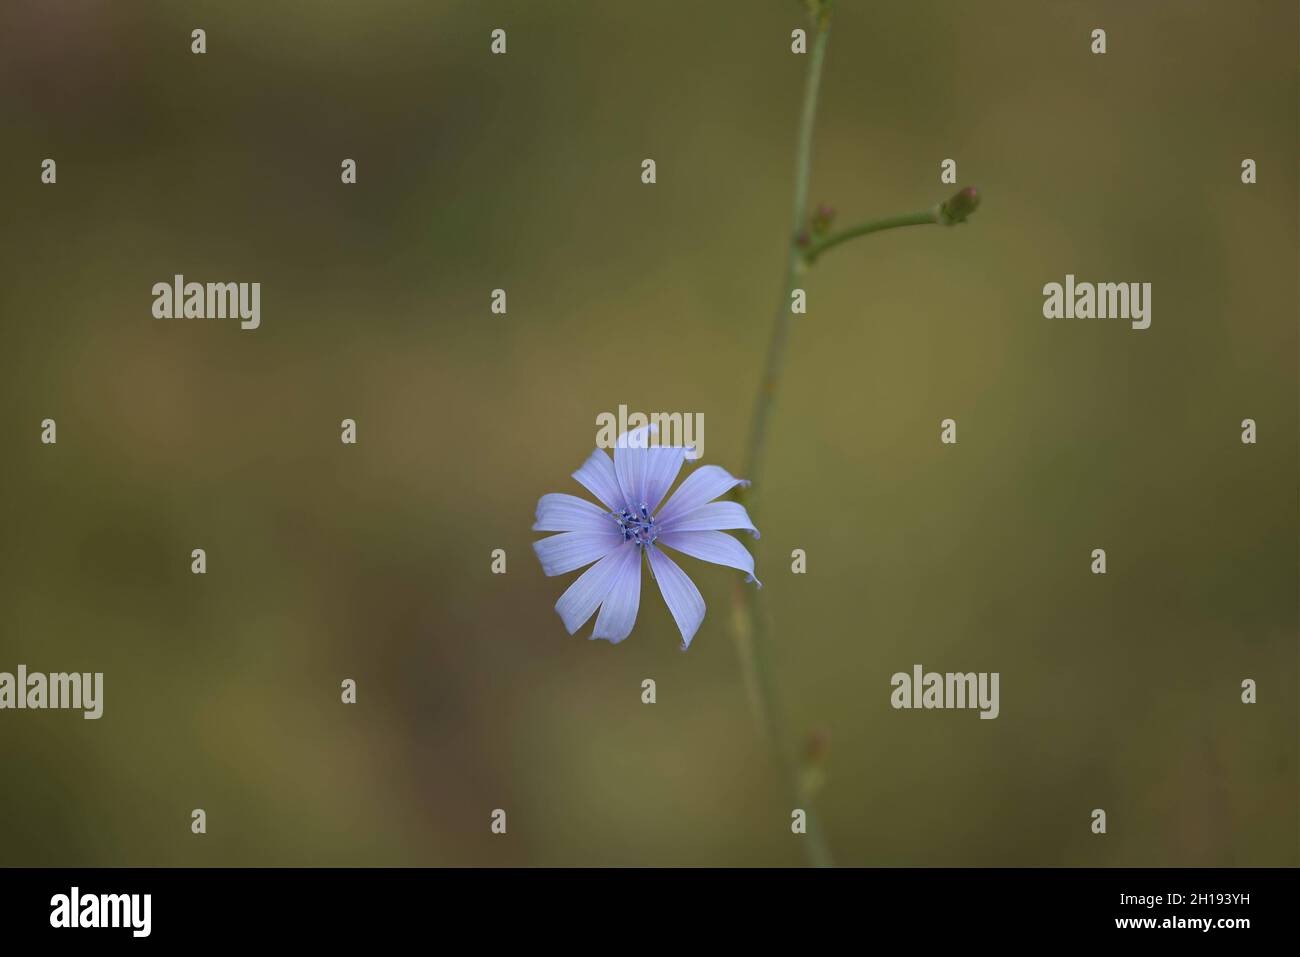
[0,0,1295,866]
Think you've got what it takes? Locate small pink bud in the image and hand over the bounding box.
[811,203,836,235]
[805,728,830,764]
[938,186,981,225]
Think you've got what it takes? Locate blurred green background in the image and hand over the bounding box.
[0,0,1295,866]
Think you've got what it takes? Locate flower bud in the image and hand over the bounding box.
[811,203,836,235]
[805,728,830,765]
[937,186,980,225]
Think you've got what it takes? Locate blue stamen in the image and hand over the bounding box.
[612,504,658,548]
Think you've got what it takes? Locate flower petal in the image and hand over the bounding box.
[658,530,761,587]
[533,529,623,577]
[615,444,687,515]
[611,425,655,505]
[642,445,688,514]
[533,493,613,533]
[655,465,749,527]
[572,449,622,511]
[647,545,706,648]
[553,543,635,634]
[591,544,643,643]
[658,501,759,538]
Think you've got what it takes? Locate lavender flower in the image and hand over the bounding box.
[533,427,760,648]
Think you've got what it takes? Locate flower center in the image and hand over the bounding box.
[613,503,657,547]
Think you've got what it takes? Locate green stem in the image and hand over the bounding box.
[730,12,980,868]
[732,18,834,869]
[744,22,829,504]
[803,207,939,263]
